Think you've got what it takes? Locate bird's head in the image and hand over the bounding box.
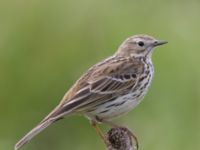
[116,34,167,58]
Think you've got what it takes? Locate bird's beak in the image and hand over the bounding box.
[153,40,168,47]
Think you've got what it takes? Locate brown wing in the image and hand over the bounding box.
[65,57,142,100]
[43,57,144,120]
[74,73,138,112]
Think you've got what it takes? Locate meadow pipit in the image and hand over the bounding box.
[15,34,167,150]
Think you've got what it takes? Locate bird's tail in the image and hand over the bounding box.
[15,98,78,150]
[14,103,70,150]
[14,118,55,150]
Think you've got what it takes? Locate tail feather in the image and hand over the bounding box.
[15,98,78,150]
[15,119,54,150]
[14,103,75,150]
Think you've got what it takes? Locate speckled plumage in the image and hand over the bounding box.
[15,34,167,150]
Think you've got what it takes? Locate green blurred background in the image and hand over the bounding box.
[0,0,199,150]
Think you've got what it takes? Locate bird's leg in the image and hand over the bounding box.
[91,120,109,146]
[91,120,105,141]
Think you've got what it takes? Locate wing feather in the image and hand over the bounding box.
[47,57,143,117]
[90,74,137,94]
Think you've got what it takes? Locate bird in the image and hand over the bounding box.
[15,34,167,150]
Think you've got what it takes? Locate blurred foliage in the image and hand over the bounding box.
[0,0,199,150]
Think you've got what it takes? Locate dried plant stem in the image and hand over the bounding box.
[105,127,138,150]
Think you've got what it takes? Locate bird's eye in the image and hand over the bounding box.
[138,41,144,47]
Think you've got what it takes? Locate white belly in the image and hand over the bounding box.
[97,93,142,119]
[85,87,150,121]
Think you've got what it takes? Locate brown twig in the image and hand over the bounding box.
[105,127,138,150]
